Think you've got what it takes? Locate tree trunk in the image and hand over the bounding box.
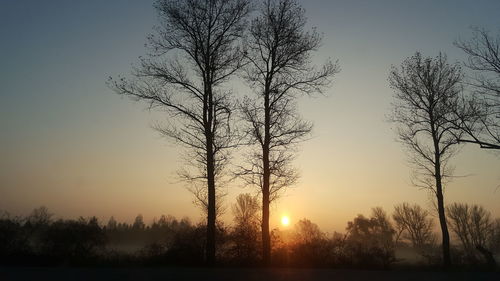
[206,137,216,265]
[262,85,271,266]
[262,180,270,265]
[205,79,216,265]
[434,154,451,268]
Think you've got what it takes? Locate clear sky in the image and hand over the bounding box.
[1,0,499,233]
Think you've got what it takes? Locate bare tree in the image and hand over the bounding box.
[455,27,500,150]
[232,193,260,226]
[371,207,397,263]
[109,0,250,264]
[237,0,338,265]
[293,218,324,245]
[230,193,260,262]
[447,203,496,267]
[344,208,396,268]
[27,206,53,226]
[106,216,117,230]
[393,203,435,257]
[132,214,145,230]
[389,52,464,267]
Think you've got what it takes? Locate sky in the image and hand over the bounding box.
[1,0,499,233]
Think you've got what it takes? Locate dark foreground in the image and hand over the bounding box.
[1,267,499,281]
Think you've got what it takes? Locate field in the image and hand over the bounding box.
[1,267,499,281]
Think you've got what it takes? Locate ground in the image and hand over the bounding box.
[1,267,499,281]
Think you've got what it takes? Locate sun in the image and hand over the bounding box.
[281,215,290,226]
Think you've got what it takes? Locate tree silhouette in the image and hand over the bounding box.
[293,218,324,245]
[232,193,260,226]
[26,206,52,227]
[455,27,500,150]
[39,217,106,262]
[133,214,145,230]
[230,193,260,263]
[389,52,464,267]
[106,216,117,230]
[447,203,497,267]
[393,202,435,257]
[109,0,250,265]
[344,208,396,268]
[291,219,330,266]
[237,0,338,265]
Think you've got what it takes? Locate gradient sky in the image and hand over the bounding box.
[1,0,499,233]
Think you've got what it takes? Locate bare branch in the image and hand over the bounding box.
[455,27,500,150]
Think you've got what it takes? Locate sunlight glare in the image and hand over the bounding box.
[281,215,290,226]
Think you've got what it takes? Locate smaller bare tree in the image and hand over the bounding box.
[290,218,331,266]
[447,203,496,267]
[293,219,324,245]
[345,208,396,268]
[393,203,436,258]
[27,206,53,226]
[106,216,117,230]
[230,193,260,263]
[232,193,260,226]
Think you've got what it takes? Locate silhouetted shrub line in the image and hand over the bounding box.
[1,206,498,270]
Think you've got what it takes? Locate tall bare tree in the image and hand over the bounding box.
[109,0,250,265]
[237,0,338,265]
[455,27,500,150]
[389,52,464,267]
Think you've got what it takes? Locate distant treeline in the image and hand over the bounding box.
[1,199,499,269]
